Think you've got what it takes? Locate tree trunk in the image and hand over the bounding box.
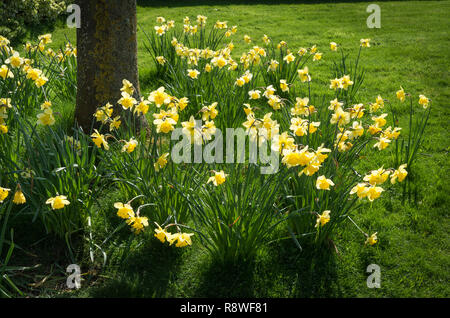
[75,0,143,132]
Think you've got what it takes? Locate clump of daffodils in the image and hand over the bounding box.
[154,223,194,248]
[115,201,149,234]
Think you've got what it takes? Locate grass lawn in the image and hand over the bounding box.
[6,0,449,297]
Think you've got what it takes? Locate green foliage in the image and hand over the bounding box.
[178,163,288,265]
[0,0,448,299]
[0,0,71,44]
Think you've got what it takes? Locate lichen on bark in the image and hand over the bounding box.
[75,0,143,132]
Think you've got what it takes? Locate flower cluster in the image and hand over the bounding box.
[115,201,149,234]
[154,223,194,248]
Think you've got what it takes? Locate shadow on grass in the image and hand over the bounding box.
[189,237,342,297]
[260,238,343,297]
[192,258,257,297]
[85,239,184,298]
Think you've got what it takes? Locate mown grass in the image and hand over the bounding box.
[7,0,450,297]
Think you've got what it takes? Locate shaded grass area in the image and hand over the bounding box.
[7,1,450,297]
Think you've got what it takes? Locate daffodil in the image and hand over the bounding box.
[315,145,332,163]
[371,113,388,128]
[328,98,343,111]
[118,91,137,110]
[214,20,228,29]
[360,38,370,47]
[277,41,287,49]
[300,161,321,176]
[235,77,245,87]
[149,86,171,107]
[0,124,7,134]
[382,126,401,140]
[340,75,353,90]
[154,153,169,171]
[91,129,109,150]
[122,138,138,153]
[291,97,309,116]
[0,187,11,203]
[329,78,342,90]
[315,210,331,228]
[267,59,279,72]
[279,79,289,92]
[366,232,378,245]
[263,85,276,98]
[349,121,364,139]
[316,176,335,190]
[5,51,23,68]
[121,79,134,95]
[94,103,113,123]
[267,94,283,110]
[34,75,48,88]
[418,94,430,108]
[366,186,384,201]
[350,183,369,199]
[0,65,14,80]
[13,188,26,204]
[26,68,42,81]
[174,233,194,247]
[281,146,314,168]
[38,34,52,45]
[271,132,295,153]
[154,117,176,134]
[350,103,365,119]
[313,52,322,61]
[154,25,166,36]
[154,224,172,243]
[242,70,253,83]
[196,15,207,27]
[297,48,307,56]
[248,89,261,100]
[127,216,149,234]
[290,118,308,136]
[46,195,70,210]
[363,167,390,186]
[201,102,218,121]
[207,170,228,186]
[114,202,135,219]
[373,136,391,150]
[330,42,338,51]
[176,97,189,111]
[283,53,295,64]
[391,164,408,184]
[298,66,311,82]
[182,116,202,144]
[36,108,55,126]
[211,55,227,68]
[187,69,200,79]
[243,103,253,116]
[368,125,382,135]
[396,87,405,102]
[156,56,166,65]
[134,99,150,116]
[330,107,350,126]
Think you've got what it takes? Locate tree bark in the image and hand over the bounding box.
[75,0,143,132]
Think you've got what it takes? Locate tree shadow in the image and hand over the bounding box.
[86,239,184,298]
[192,258,257,297]
[263,238,344,297]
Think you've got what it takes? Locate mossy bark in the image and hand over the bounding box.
[75,0,145,132]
